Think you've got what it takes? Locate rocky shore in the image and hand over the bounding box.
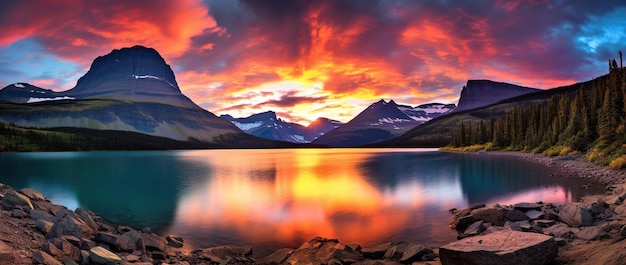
[1,151,625,265]
[0,185,440,265]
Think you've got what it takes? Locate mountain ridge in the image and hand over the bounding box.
[0,45,272,146]
[312,99,454,147]
[221,111,342,143]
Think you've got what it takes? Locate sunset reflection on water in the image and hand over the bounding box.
[165,149,573,255]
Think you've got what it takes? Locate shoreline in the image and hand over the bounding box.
[1,150,625,264]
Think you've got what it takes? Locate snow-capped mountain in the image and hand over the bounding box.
[313,99,455,147]
[221,112,343,143]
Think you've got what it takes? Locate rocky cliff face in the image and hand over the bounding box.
[453,80,539,113]
[66,45,194,108]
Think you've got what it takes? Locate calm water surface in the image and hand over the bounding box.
[0,149,588,255]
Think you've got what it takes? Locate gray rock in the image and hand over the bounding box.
[575,226,608,240]
[32,250,62,265]
[166,235,184,248]
[196,245,254,264]
[42,241,64,258]
[0,241,15,264]
[89,246,121,265]
[453,215,476,232]
[533,219,556,228]
[140,232,166,252]
[398,243,433,263]
[361,242,392,259]
[20,188,46,201]
[259,248,294,265]
[11,209,26,218]
[75,208,99,231]
[525,210,544,220]
[543,222,576,239]
[2,189,34,210]
[285,238,361,265]
[47,209,94,239]
[440,230,557,265]
[471,206,528,226]
[513,203,543,211]
[505,220,532,232]
[559,203,593,228]
[464,221,486,236]
[30,209,55,222]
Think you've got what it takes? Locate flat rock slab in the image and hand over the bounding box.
[440,230,557,265]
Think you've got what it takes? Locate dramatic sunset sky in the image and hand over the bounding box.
[1,1,625,124]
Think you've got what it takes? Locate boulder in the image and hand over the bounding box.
[75,208,100,231]
[464,221,486,236]
[19,188,46,201]
[35,219,54,234]
[559,203,593,228]
[439,230,557,265]
[30,209,55,222]
[140,232,166,252]
[285,238,361,265]
[0,241,15,264]
[471,206,528,226]
[196,245,254,264]
[361,242,392,259]
[47,209,94,239]
[2,189,34,210]
[11,209,27,218]
[513,203,543,211]
[42,242,64,258]
[575,226,608,240]
[525,210,544,220]
[259,248,294,264]
[32,250,62,265]
[89,246,121,265]
[543,222,576,239]
[166,235,184,248]
[398,243,433,263]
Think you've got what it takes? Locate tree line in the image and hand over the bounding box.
[450,57,626,166]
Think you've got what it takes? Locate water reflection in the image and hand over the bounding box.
[166,149,573,256]
[0,149,583,257]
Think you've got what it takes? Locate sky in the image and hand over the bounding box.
[1,0,625,124]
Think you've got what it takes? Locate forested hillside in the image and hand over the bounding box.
[450,60,626,168]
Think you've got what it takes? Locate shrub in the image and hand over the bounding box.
[609,155,626,169]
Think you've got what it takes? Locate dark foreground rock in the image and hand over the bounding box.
[440,230,557,265]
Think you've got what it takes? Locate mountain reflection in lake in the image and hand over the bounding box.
[0,149,581,256]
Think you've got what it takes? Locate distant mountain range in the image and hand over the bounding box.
[312,100,455,146]
[220,111,342,143]
[0,46,280,147]
[0,45,550,149]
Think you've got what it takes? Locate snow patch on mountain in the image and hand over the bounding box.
[27,96,75,103]
[233,121,263,131]
[14,83,25,88]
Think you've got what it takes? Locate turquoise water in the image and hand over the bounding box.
[0,149,591,255]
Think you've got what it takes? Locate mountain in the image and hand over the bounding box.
[384,78,596,147]
[306,117,344,140]
[221,111,342,143]
[312,99,454,147]
[0,46,277,147]
[452,80,540,112]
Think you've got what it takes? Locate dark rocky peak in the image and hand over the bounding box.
[69,45,179,96]
[0,83,67,103]
[453,80,539,112]
[248,111,278,121]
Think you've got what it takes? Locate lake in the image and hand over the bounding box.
[0,148,592,256]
